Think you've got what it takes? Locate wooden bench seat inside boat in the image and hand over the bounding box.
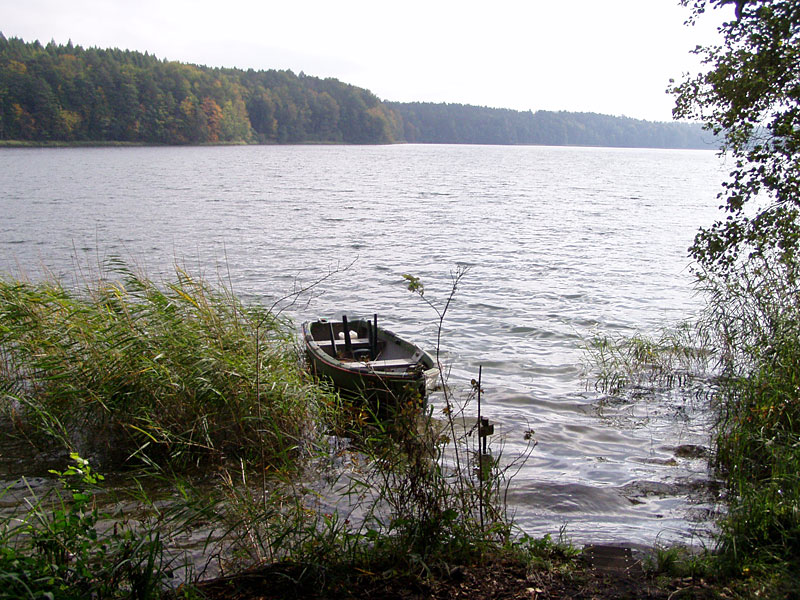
[315,338,372,350]
[349,358,419,371]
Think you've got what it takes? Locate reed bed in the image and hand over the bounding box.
[697,252,800,574]
[0,263,322,471]
[584,249,800,582]
[0,264,540,598]
[585,322,715,396]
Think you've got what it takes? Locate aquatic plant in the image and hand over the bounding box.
[0,262,324,471]
[0,262,538,596]
[584,322,715,397]
[585,249,800,578]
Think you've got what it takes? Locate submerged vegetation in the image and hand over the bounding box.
[586,322,714,397]
[585,249,800,586]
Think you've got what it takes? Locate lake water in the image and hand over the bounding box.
[0,143,724,548]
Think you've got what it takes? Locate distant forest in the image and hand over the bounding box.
[390,103,713,149]
[0,35,715,149]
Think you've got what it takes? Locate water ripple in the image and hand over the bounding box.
[0,144,725,547]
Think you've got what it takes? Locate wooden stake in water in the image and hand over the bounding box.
[477,365,483,531]
[476,367,495,531]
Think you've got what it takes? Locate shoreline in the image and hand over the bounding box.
[0,138,718,151]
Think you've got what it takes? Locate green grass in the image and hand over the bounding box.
[0,262,324,471]
[696,251,800,575]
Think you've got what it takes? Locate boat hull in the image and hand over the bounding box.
[302,318,437,404]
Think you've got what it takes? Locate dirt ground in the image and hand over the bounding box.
[190,550,722,600]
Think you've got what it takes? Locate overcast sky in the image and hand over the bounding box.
[3,0,730,122]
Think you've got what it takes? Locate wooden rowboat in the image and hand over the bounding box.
[302,315,437,402]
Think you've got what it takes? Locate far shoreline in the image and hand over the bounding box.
[0,139,719,151]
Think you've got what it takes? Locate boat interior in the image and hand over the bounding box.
[308,315,424,371]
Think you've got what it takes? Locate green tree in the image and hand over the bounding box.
[220,94,252,142]
[247,88,277,141]
[673,1,800,270]
[673,2,800,574]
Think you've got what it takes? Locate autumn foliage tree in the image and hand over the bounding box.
[0,34,397,145]
[0,33,715,148]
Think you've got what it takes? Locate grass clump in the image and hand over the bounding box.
[585,250,800,582]
[584,322,714,396]
[697,251,800,575]
[581,245,800,592]
[0,262,321,471]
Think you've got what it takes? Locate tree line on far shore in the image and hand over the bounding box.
[390,102,713,149]
[0,34,713,149]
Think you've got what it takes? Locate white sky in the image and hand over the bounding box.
[2,0,730,122]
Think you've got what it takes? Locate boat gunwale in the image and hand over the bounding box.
[302,319,434,383]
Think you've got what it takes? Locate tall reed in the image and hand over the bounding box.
[0,262,323,471]
[584,322,714,396]
[696,251,800,573]
[1,263,535,595]
[584,250,800,574]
